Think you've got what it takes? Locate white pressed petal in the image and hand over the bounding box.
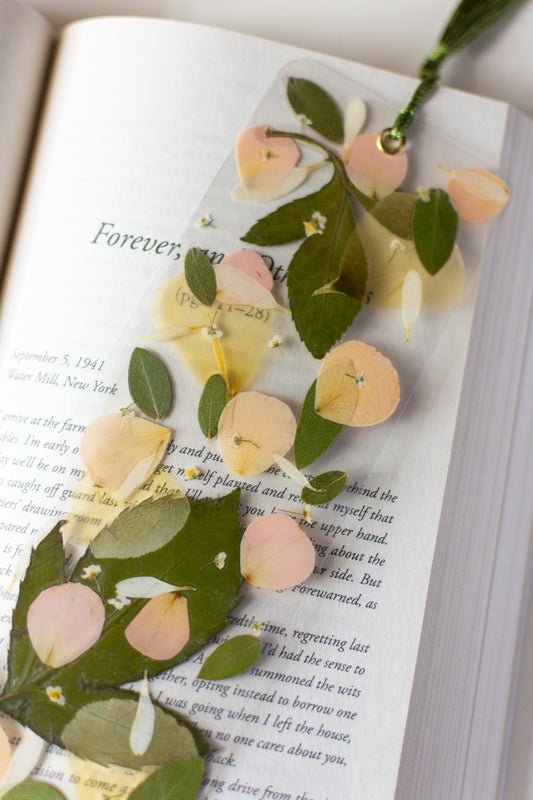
[343,98,366,153]
[272,453,312,488]
[216,264,278,308]
[143,326,197,341]
[231,165,312,204]
[8,528,48,588]
[115,576,184,599]
[1,726,45,790]
[401,269,422,341]
[129,673,155,757]
[116,454,161,500]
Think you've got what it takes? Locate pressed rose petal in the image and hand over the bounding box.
[129,673,155,757]
[345,133,408,199]
[221,250,273,292]
[314,358,359,424]
[125,592,190,660]
[218,392,297,476]
[1,726,45,790]
[216,264,278,308]
[231,165,312,203]
[81,414,171,500]
[0,725,11,783]
[318,341,400,427]
[236,125,300,182]
[447,168,509,221]
[115,576,185,599]
[240,514,315,590]
[401,269,422,341]
[27,583,105,668]
[358,212,464,309]
[343,98,366,156]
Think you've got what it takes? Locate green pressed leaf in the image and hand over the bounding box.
[198,374,226,438]
[198,635,261,680]
[184,247,217,306]
[371,191,417,239]
[287,77,344,144]
[128,347,172,419]
[241,167,338,246]
[89,494,190,559]
[4,524,65,696]
[129,757,204,800]
[301,470,348,505]
[412,188,458,275]
[3,783,66,800]
[287,169,367,358]
[294,381,343,469]
[61,696,197,769]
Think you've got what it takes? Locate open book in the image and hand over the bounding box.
[0,1,532,798]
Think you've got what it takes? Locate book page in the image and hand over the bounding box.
[0,0,52,268]
[0,18,508,800]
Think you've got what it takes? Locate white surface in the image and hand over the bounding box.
[16,2,533,798]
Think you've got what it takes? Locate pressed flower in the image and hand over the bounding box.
[240,514,315,590]
[130,672,155,757]
[214,551,227,570]
[446,168,509,221]
[303,210,327,236]
[343,98,366,157]
[185,466,202,480]
[125,592,190,661]
[27,583,105,668]
[80,413,171,500]
[218,392,297,476]
[268,335,283,350]
[345,133,408,199]
[401,269,422,341]
[235,125,300,184]
[358,213,464,310]
[317,341,400,427]
[417,186,431,202]
[195,213,214,228]
[251,621,263,634]
[302,505,313,524]
[215,264,279,308]
[46,685,66,706]
[388,238,405,261]
[108,594,131,610]
[81,564,102,581]
[314,358,359,424]
[296,113,312,127]
[221,249,273,292]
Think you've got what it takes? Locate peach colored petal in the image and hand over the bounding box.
[81,414,171,500]
[236,125,300,182]
[314,358,359,424]
[125,592,190,661]
[216,264,278,308]
[218,392,297,476]
[240,514,315,590]
[319,341,400,427]
[221,250,274,292]
[27,583,105,668]
[447,168,509,221]
[345,133,408,199]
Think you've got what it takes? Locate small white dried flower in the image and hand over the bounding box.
[268,335,283,349]
[214,552,227,570]
[81,564,102,581]
[46,685,66,706]
[302,505,313,523]
[185,467,202,480]
[303,211,327,237]
[355,372,366,387]
[297,114,312,127]
[196,213,214,228]
[201,323,223,339]
[251,621,263,635]
[108,594,131,610]
[417,187,431,202]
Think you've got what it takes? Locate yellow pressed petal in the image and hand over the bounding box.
[151,273,272,396]
[401,269,422,341]
[218,392,297,476]
[358,213,464,309]
[314,358,359,424]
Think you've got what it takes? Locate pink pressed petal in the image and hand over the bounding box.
[345,134,408,199]
[221,250,273,292]
[216,264,278,308]
[235,125,300,182]
[27,583,105,668]
[240,514,315,590]
[81,414,171,498]
[125,592,190,661]
[218,392,297,476]
[319,341,400,427]
[0,725,11,781]
[447,168,509,221]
